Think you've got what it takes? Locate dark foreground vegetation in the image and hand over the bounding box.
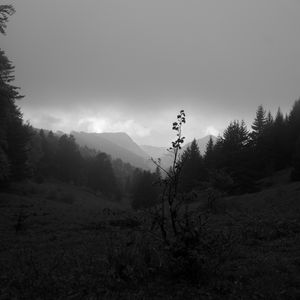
[0,176,299,299]
[1,5,300,299]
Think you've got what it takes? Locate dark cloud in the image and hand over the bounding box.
[4,0,300,145]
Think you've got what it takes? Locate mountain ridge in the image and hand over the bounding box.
[71,131,150,170]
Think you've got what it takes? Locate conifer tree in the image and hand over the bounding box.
[0,5,29,183]
[56,135,83,184]
[272,108,289,170]
[0,5,15,34]
[220,120,255,193]
[180,139,205,192]
[291,136,300,181]
[266,111,274,127]
[251,105,267,141]
[86,152,119,198]
[131,170,159,210]
[204,135,215,169]
[288,98,300,157]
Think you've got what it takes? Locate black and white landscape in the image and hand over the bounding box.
[1,2,300,299]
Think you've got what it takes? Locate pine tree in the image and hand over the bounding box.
[220,120,255,193]
[85,151,122,199]
[288,98,300,158]
[223,120,249,153]
[131,170,159,210]
[0,5,15,35]
[0,5,30,184]
[56,135,83,184]
[204,135,215,169]
[272,108,289,170]
[291,136,300,181]
[251,105,267,141]
[180,139,205,192]
[266,111,274,127]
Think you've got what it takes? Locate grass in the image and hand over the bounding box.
[0,180,299,299]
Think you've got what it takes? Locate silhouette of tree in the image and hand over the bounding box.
[56,135,83,184]
[221,120,249,169]
[180,139,205,192]
[291,136,300,181]
[131,170,160,210]
[204,135,215,170]
[213,120,256,193]
[0,5,30,184]
[251,105,267,142]
[288,98,300,160]
[0,5,15,35]
[86,152,120,199]
[271,108,289,170]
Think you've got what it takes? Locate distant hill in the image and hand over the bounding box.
[71,131,149,170]
[140,145,167,160]
[100,132,149,159]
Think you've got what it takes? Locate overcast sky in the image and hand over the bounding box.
[3,0,300,146]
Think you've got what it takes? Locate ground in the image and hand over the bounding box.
[0,179,299,299]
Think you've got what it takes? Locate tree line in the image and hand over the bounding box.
[178,101,300,196]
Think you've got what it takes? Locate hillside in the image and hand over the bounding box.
[71,131,149,170]
[140,145,167,160]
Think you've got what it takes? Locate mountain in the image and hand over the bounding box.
[140,145,167,160]
[71,131,150,170]
[100,132,149,159]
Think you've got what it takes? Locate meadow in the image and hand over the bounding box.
[0,176,299,299]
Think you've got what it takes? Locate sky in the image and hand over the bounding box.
[2,0,300,146]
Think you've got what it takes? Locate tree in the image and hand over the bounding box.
[221,120,249,169]
[86,152,120,199]
[180,139,205,192]
[218,120,255,193]
[56,135,83,184]
[288,98,300,160]
[131,170,160,210]
[251,105,267,142]
[271,108,289,170]
[291,136,300,181]
[35,130,59,180]
[0,146,10,182]
[0,5,15,35]
[0,5,30,184]
[204,135,215,169]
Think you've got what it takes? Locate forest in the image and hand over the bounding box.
[1,4,300,299]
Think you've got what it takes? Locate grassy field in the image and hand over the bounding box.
[0,180,299,299]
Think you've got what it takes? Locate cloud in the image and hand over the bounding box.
[24,113,62,130]
[11,0,300,146]
[23,106,152,140]
[205,126,219,137]
[77,117,151,138]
